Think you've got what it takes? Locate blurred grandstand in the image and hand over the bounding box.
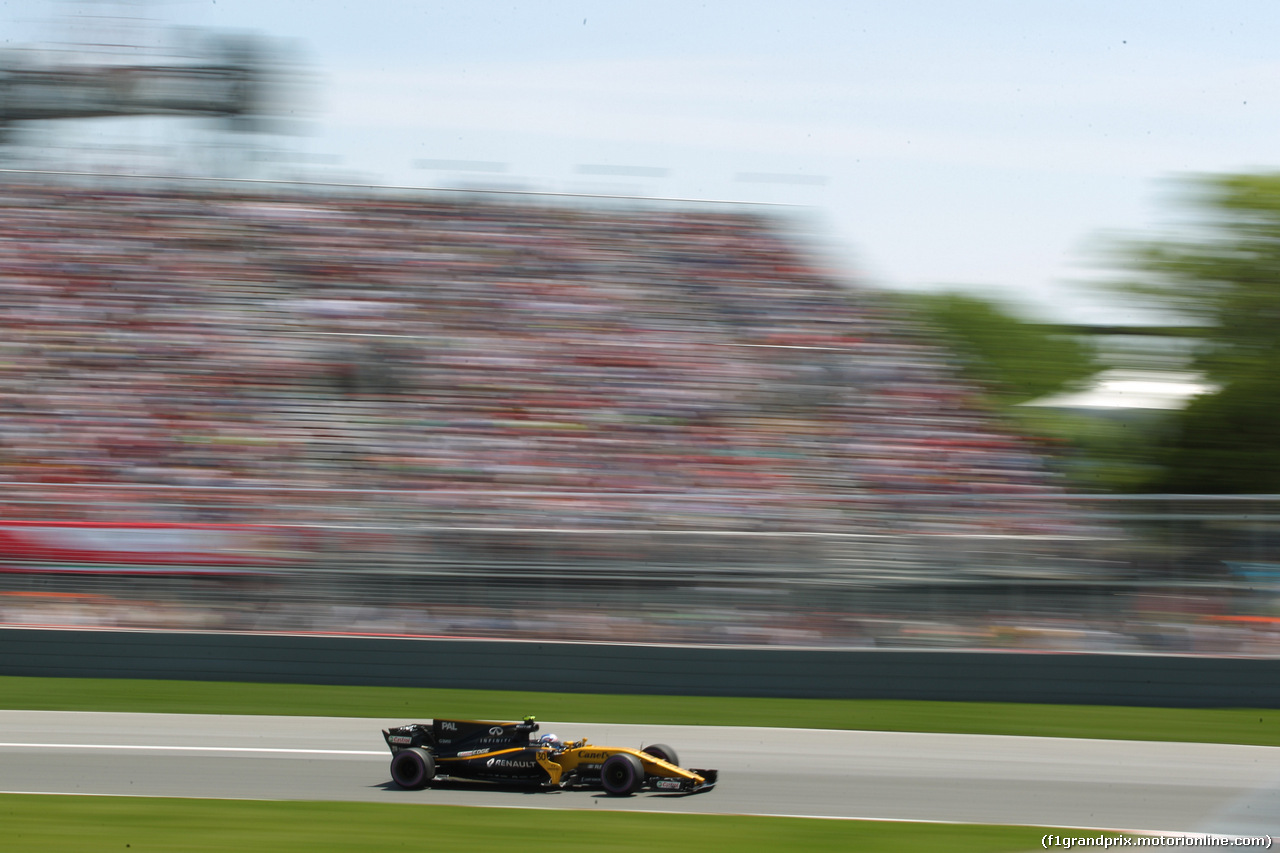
[0,4,1274,667]
[0,175,1075,525]
[0,171,1273,653]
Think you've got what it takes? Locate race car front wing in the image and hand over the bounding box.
[650,768,718,794]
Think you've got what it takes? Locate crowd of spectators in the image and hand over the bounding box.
[0,176,1083,547]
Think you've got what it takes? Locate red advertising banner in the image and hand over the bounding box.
[0,521,299,573]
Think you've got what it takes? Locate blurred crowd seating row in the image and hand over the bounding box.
[0,178,1076,535]
[5,587,1276,654]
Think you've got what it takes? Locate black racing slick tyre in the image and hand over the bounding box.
[641,744,679,767]
[389,748,435,790]
[600,753,644,796]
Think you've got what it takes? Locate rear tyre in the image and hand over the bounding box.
[389,747,435,790]
[641,744,679,767]
[600,752,644,796]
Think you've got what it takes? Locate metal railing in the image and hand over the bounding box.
[0,488,1277,653]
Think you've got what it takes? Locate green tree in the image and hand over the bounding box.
[899,291,1137,489]
[1109,172,1280,492]
[900,291,1097,405]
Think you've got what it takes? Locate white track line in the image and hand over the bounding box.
[0,743,383,755]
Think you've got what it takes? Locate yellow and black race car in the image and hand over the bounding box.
[382,716,717,795]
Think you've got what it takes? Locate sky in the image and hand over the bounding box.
[8,0,1280,323]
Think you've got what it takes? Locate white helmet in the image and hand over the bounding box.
[539,733,560,745]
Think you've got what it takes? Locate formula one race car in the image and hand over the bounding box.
[382,716,717,795]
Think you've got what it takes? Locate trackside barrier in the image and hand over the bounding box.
[4,627,1280,707]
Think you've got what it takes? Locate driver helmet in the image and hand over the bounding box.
[539,733,561,747]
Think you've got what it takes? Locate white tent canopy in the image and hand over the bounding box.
[1021,370,1217,411]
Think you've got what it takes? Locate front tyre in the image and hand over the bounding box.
[389,748,435,790]
[600,753,644,796]
[641,744,679,767]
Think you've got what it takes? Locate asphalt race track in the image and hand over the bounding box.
[1,712,1277,835]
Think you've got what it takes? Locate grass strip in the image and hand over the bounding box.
[0,794,1082,853]
[3,675,1280,745]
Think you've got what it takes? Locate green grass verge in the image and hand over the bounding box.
[4,675,1280,745]
[0,794,1082,853]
